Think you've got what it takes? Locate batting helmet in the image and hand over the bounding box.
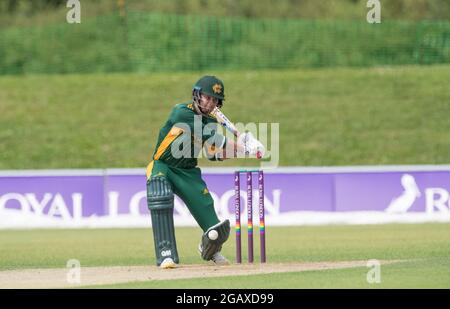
[192,75,225,108]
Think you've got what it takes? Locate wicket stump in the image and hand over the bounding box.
[234,170,266,263]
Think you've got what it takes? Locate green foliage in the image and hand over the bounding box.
[0,0,65,14]
[0,65,449,169]
[0,13,448,75]
[0,14,129,74]
[1,0,449,21]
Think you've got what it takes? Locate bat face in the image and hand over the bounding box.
[211,107,240,136]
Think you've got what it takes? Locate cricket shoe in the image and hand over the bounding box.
[210,251,230,265]
[160,257,177,269]
[198,244,230,266]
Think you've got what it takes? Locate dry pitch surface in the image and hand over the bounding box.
[0,260,398,288]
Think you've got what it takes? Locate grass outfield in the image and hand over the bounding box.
[1,224,449,288]
[0,65,449,169]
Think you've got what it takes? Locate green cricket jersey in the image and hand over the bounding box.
[147,103,226,171]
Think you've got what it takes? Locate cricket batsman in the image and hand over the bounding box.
[146,75,265,268]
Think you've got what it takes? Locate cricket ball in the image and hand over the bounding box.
[208,230,218,240]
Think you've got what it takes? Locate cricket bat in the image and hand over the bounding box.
[210,107,263,159]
